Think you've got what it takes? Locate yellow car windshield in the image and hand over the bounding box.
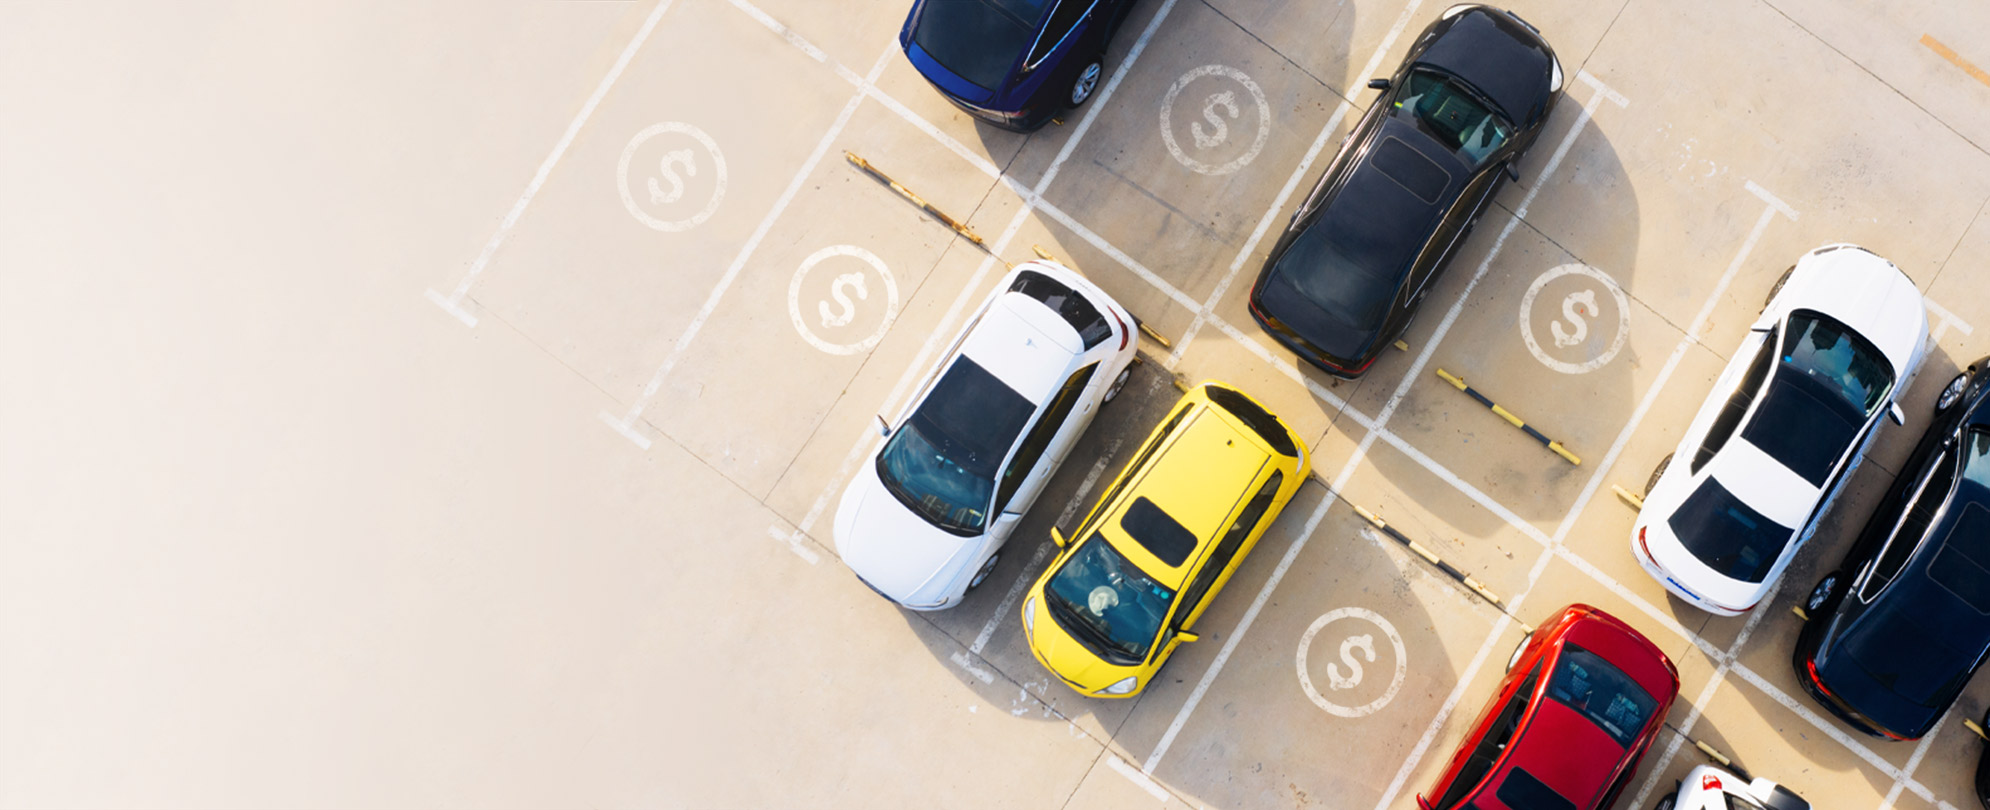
[1043,537,1173,665]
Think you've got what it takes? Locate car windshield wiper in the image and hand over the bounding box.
[1047,593,1132,659]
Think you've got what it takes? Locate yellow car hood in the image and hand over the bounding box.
[1029,597,1140,693]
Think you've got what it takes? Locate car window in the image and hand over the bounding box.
[1393,69,1512,166]
[876,358,1035,535]
[1740,371,1864,487]
[1437,661,1541,810]
[1041,537,1174,664]
[1779,310,1894,416]
[1027,0,1092,65]
[1495,768,1578,810]
[1079,404,1192,538]
[1009,270,1113,349]
[912,0,1049,90]
[1173,471,1282,627]
[1668,479,1793,583]
[1546,644,1658,748]
[1694,331,1776,475]
[995,363,1097,513]
[1861,448,1957,602]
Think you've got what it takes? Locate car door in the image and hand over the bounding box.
[1430,661,1543,810]
[992,362,1099,531]
[1155,469,1281,662]
[1027,0,1094,69]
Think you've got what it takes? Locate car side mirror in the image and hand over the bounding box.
[1050,527,1069,548]
[874,414,891,437]
[1367,78,1391,91]
[1890,403,1907,425]
[1503,162,1520,183]
[1176,630,1200,643]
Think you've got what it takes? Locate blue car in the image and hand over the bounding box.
[900,0,1140,131]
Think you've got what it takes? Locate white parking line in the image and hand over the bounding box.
[1164,0,1429,369]
[1881,711,1947,810]
[1107,753,1173,802]
[426,0,680,327]
[600,41,899,449]
[771,0,1186,545]
[1143,70,1626,778]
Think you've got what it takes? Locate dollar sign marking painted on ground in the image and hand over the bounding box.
[1327,633,1376,690]
[648,148,697,205]
[818,272,869,328]
[1551,289,1597,348]
[1192,90,1240,149]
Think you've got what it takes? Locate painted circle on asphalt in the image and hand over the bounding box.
[618,122,728,232]
[787,245,900,356]
[1159,64,1271,176]
[1296,607,1408,718]
[1519,263,1632,375]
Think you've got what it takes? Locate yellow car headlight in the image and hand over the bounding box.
[1100,676,1138,696]
[1023,596,1036,638]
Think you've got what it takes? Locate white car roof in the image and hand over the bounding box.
[1707,440,1818,529]
[956,292,1085,404]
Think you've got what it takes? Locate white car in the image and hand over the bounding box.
[833,261,1139,610]
[1633,244,1928,616]
[1655,764,1809,810]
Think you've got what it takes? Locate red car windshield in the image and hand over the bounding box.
[1545,644,1658,747]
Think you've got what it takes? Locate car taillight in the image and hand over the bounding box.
[1637,526,1652,562]
[1701,775,1722,791]
[1112,310,1128,350]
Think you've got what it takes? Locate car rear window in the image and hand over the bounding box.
[1547,644,1657,747]
[1120,496,1196,567]
[1843,604,1973,708]
[1493,767,1576,810]
[1930,503,1990,612]
[1668,479,1792,583]
[912,0,1045,91]
[1010,269,1112,349]
[1205,385,1298,457]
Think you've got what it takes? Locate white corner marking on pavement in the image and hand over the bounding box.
[1107,754,1171,802]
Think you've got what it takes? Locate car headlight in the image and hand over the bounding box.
[1099,677,1138,696]
[1549,58,1564,93]
[1023,597,1036,637]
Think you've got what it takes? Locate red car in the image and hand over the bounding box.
[1419,604,1680,810]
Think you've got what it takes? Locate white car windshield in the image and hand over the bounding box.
[876,358,1034,535]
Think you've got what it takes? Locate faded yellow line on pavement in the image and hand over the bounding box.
[1923,34,1990,88]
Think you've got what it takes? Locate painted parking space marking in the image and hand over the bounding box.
[785,245,899,356]
[1519,263,1631,374]
[616,122,727,232]
[1927,297,1976,342]
[1106,754,1172,802]
[1923,34,1990,89]
[426,0,681,328]
[1296,607,1408,718]
[1159,65,1270,176]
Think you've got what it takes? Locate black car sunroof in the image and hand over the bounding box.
[1120,497,1196,567]
[1931,503,1990,613]
[1371,136,1450,204]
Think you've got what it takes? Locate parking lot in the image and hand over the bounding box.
[10,0,1990,807]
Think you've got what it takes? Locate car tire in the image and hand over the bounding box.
[1104,367,1132,403]
[1939,372,1970,414]
[968,551,1001,591]
[1806,573,1841,615]
[1654,792,1678,810]
[1646,452,1673,497]
[1506,631,1533,674]
[1067,58,1104,108]
[1763,265,1795,311]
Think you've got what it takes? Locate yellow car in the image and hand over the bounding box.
[1021,382,1308,698]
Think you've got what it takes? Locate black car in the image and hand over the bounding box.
[900,0,1140,132]
[1248,5,1561,378]
[1793,357,1990,740]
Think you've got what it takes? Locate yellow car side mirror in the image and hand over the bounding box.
[1050,527,1069,548]
[1176,631,1200,644]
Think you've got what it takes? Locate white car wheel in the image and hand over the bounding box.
[1104,367,1132,403]
[1938,372,1969,414]
[1646,453,1673,497]
[968,552,1001,591]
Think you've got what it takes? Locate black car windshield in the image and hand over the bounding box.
[877,357,1035,535]
[912,0,1049,90]
[1043,537,1175,664]
[1394,70,1512,166]
[1842,604,1973,708]
[1546,644,1658,748]
[1780,311,1894,415]
[1668,479,1793,583]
